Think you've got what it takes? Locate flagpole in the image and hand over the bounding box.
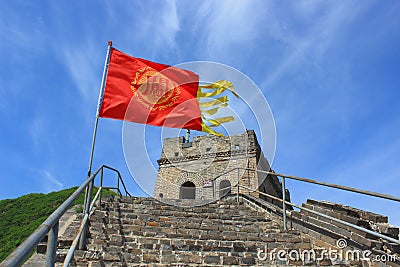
[80,41,112,250]
[87,40,113,178]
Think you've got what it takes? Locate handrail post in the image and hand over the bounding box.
[79,175,95,250]
[117,174,120,196]
[237,168,240,203]
[99,167,104,209]
[281,176,287,231]
[212,179,215,200]
[46,221,59,267]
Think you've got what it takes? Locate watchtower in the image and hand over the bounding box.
[154,130,288,205]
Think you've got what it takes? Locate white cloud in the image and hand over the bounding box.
[261,1,369,88]
[159,1,180,48]
[59,41,100,102]
[0,3,47,61]
[29,115,46,148]
[194,1,267,56]
[41,170,63,193]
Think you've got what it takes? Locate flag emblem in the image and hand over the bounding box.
[131,67,181,111]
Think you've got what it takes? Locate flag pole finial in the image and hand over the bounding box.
[108,40,112,47]
[186,129,190,143]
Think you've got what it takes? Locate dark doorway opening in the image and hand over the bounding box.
[179,181,196,199]
[219,180,231,197]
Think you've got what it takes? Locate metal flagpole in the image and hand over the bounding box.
[87,40,113,178]
[79,41,112,250]
[83,40,112,210]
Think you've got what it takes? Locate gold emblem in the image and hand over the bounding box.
[131,67,181,111]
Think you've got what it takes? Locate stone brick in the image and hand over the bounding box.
[142,253,159,263]
[121,253,140,262]
[178,253,202,264]
[205,255,220,264]
[88,261,104,267]
[102,252,119,261]
[240,257,256,265]
[223,256,239,265]
[145,221,159,227]
[233,243,246,252]
[161,253,177,264]
[188,245,202,251]
[142,243,154,249]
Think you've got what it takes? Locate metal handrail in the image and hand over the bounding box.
[200,165,400,246]
[63,187,103,266]
[0,165,130,267]
[255,169,400,202]
[236,167,400,232]
[237,184,400,245]
[102,165,131,197]
[193,166,400,203]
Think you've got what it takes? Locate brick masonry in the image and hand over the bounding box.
[30,197,400,266]
[154,130,288,206]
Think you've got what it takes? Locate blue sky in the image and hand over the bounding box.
[1,1,400,226]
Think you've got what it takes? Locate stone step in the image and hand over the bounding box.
[54,196,325,266]
[301,202,371,229]
[103,196,239,207]
[89,216,277,229]
[87,229,300,243]
[73,250,262,266]
[298,204,375,239]
[95,202,270,215]
[93,210,271,220]
[306,199,388,223]
[303,200,400,241]
[291,210,388,250]
[293,202,400,254]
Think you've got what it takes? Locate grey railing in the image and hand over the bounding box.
[0,165,130,267]
[229,167,400,245]
[238,184,400,245]
[196,166,400,245]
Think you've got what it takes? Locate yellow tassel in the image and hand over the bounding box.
[197,80,238,136]
[197,80,238,98]
[201,103,228,115]
[205,116,235,127]
[198,96,228,108]
[201,123,223,136]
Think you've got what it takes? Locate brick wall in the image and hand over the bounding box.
[154,130,286,203]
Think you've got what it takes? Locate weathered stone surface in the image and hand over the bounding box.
[57,195,326,266]
[204,255,220,264]
[26,189,399,267]
[292,198,400,256]
[154,130,289,207]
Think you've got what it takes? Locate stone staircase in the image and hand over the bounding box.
[67,195,315,266]
[28,195,400,266]
[291,199,400,255]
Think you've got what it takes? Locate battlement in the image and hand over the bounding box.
[154,130,287,206]
[157,130,260,165]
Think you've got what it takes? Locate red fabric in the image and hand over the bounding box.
[99,48,202,130]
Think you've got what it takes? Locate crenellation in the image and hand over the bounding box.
[154,130,287,206]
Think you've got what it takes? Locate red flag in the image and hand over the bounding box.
[99,48,202,130]
[99,47,238,135]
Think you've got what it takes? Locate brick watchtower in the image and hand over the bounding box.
[154,130,288,205]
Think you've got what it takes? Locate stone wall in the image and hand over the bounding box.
[154,130,287,204]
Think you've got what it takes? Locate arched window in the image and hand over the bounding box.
[179,181,196,199]
[219,180,231,197]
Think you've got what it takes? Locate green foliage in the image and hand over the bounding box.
[0,187,116,262]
